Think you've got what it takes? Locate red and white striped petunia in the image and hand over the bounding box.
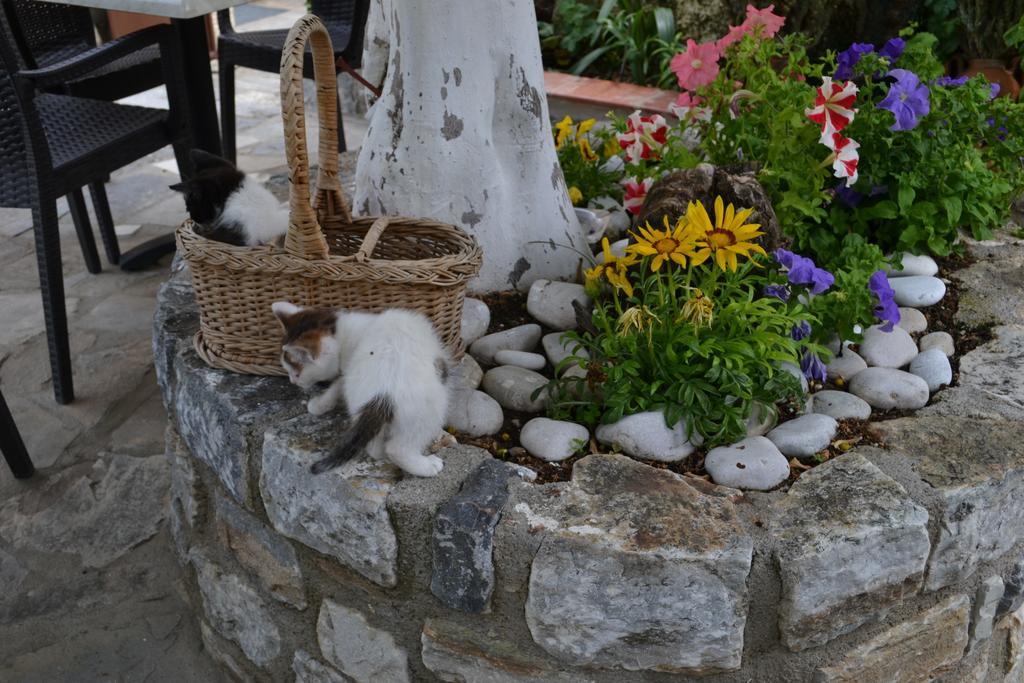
[617,112,669,163]
[829,133,860,186]
[806,77,858,142]
[622,176,655,215]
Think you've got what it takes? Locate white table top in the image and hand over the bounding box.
[37,0,247,20]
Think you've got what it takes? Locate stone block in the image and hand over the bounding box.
[877,416,1024,590]
[421,619,587,683]
[261,413,400,587]
[772,454,930,651]
[175,347,303,505]
[317,599,410,683]
[431,459,513,613]
[922,325,1024,422]
[968,575,1004,653]
[215,493,306,609]
[192,551,282,669]
[199,620,252,682]
[521,454,752,674]
[152,273,198,413]
[815,595,969,682]
[293,650,349,683]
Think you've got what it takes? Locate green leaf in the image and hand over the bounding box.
[941,196,963,226]
[652,7,676,44]
[570,45,614,75]
[897,185,916,213]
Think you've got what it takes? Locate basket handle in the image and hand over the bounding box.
[354,217,389,262]
[279,15,352,260]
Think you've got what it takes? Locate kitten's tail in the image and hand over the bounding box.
[310,395,395,475]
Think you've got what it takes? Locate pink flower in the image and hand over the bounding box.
[670,39,721,91]
[829,133,860,186]
[668,92,712,122]
[617,112,669,163]
[742,4,785,38]
[805,77,858,142]
[716,24,749,52]
[622,176,654,215]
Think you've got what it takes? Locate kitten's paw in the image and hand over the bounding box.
[307,395,334,416]
[399,454,444,477]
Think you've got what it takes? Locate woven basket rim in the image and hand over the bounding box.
[177,218,483,284]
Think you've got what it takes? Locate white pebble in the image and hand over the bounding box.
[493,350,547,371]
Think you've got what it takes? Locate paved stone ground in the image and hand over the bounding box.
[0,1,367,678]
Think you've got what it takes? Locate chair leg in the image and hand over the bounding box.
[68,188,101,275]
[336,93,347,153]
[0,388,34,479]
[88,181,120,266]
[172,141,193,180]
[219,60,236,164]
[32,200,74,405]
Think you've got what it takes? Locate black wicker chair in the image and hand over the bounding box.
[0,20,192,404]
[216,0,370,163]
[3,0,167,270]
[0,386,33,479]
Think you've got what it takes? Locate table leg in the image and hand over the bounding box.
[121,16,219,271]
[172,16,221,157]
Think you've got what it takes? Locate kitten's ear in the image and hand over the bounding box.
[189,148,235,172]
[272,301,301,325]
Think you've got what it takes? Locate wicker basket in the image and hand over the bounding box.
[176,14,482,376]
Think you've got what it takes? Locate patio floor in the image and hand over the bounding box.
[0,1,367,678]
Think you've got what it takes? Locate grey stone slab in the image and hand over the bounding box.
[814,595,969,682]
[922,325,1024,422]
[0,453,167,569]
[521,454,752,674]
[317,599,410,683]
[968,575,1004,652]
[772,454,930,651]
[215,493,306,609]
[174,346,303,505]
[192,550,282,669]
[421,619,588,683]
[260,413,400,587]
[431,459,513,613]
[293,650,350,683]
[956,259,1024,327]
[877,416,1024,590]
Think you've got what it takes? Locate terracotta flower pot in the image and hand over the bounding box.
[963,58,1021,100]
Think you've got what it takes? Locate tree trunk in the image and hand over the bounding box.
[355,0,588,294]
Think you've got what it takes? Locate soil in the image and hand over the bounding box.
[467,253,991,486]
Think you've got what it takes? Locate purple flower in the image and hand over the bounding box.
[935,75,969,87]
[990,82,1001,99]
[800,351,827,383]
[835,42,874,80]
[764,284,790,301]
[791,320,812,341]
[834,182,864,207]
[878,37,905,62]
[774,249,835,295]
[877,69,930,131]
[868,270,901,332]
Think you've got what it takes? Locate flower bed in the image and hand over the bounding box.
[157,228,1024,681]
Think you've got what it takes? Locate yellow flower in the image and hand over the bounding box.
[578,137,598,162]
[625,215,699,272]
[568,186,583,205]
[687,196,767,272]
[585,238,636,297]
[575,118,596,139]
[617,305,660,334]
[680,288,714,327]
[554,115,574,149]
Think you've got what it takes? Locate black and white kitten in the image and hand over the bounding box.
[170,149,288,246]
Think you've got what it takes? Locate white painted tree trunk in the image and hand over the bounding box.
[354,0,588,294]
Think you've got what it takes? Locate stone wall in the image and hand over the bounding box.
[155,233,1024,682]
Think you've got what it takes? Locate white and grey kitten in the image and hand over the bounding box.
[272,301,452,478]
[171,149,288,246]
